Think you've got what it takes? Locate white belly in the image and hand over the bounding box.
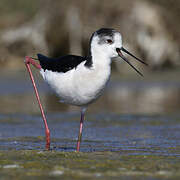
[40,62,111,106]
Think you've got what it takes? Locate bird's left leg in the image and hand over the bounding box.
[24,56,50,150]
[76,107,87,152]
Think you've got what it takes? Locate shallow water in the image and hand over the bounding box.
[0,112,180,155]
[0,70,180,179]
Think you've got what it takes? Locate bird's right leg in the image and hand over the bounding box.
[76,107,86,152]
[25,56,50,150]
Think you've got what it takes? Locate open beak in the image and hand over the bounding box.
[116,47,148,76]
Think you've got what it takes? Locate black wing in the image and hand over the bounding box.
[37,54,87,73]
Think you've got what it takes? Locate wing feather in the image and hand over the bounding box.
[37,54,86,73]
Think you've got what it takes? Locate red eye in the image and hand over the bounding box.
[107,39,113,44]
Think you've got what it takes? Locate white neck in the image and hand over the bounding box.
[90,45,112,69]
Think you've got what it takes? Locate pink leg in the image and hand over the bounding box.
[76,108,86,152]
[25,56,50,150]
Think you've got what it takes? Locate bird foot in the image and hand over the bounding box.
[25,56,41,69]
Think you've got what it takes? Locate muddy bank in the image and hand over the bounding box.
[0,150,179,180]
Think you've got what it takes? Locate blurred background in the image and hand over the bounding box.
[0,0,180,115]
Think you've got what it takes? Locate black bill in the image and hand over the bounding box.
[116,48,147,77]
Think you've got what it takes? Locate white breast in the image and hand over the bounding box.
[40,60,111,106]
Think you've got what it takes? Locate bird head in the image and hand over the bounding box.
[90,28,147,76]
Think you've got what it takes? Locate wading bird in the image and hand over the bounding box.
[25,28,147,151]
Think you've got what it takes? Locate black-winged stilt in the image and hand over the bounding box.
[25,28,147,151]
